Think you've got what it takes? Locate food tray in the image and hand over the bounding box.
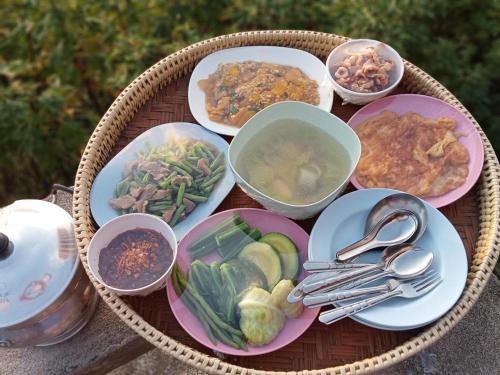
[73,31,500,374]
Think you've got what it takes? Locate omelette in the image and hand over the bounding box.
[355,111,469,197]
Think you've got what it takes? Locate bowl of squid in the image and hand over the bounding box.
[228,101,361,220]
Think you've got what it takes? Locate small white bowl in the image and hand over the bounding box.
[87,213,178,296]
[228,101,361,220]
[326,39,404,105]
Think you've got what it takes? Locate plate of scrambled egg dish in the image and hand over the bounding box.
[189,46,335,136]
[349,94,484,207]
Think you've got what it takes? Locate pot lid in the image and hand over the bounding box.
[0,200,78,327]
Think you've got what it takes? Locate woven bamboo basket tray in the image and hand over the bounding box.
[73,31,500,374]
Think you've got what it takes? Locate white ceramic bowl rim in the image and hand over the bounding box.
[87,213,178,294]
[326,38,404,96]
[228,101,361,208]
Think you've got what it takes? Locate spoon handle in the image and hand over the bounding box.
[337,270,390,290]
[287,270,344,303]
[302,264,379,294]
[303,261,373,272]
[319,289,402,325]
[303,283,391,308]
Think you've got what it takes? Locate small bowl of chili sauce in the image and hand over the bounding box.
[87,213,177,296]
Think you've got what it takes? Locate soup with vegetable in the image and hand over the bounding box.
[235,120,351,205]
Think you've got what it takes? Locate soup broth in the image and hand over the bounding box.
[236,120,351,205]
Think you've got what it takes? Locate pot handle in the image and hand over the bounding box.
[49,184,74,204]
[0,339,12,348]
[0,233,12,261]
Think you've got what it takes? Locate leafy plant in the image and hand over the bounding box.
[0,0,498,204]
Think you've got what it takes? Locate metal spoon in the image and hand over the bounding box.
[365,193,428,243]
[336,210,418,261]
[287,270,344,303]
[304,239,411,272]
[302,244,433,295]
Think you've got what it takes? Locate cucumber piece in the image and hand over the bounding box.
[260,232,299,280]
[238,242,282,290]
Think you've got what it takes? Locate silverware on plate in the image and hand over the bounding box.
[303,270,439,308]
[318,271,442,325]
[302,245,433,295]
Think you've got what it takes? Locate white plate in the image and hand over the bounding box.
[90,123,235,239]
[188,46,335,136]
[308,188,468,330]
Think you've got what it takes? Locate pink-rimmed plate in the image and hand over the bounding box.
[166,208,319,356]
[348,94,484,208]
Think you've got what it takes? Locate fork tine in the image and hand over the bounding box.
[416,276,442,294]
[414,272,441,289]
[410,270,438,286]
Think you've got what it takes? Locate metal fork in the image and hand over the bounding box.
[318,272,442,325]
[304,270,438,308]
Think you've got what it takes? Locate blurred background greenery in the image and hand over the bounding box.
[0,0,499,204]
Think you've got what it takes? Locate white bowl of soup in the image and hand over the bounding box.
[229,101,361,219]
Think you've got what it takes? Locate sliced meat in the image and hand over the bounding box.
[197,158,212,176]
[129,181,144,199]
[183,198,196,213]
[123,160,138,178]
[152,189,171,200]
[109,195,136,210]
[171,175,193,187]
[138,161,169,181]
[162,205,177,223]
[140,184,158,200]
[132,199,148,213]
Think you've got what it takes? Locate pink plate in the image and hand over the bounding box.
[348,94,484,208]
[166,208,319,356]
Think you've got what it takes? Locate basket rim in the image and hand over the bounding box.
[72,30,500,375]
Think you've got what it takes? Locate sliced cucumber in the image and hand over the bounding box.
[238,242,282,290]
[260,232,299,280]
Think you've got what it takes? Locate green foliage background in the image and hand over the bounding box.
[1,0,499,204]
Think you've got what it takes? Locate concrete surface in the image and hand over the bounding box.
[0,300,151,375]
[110,275,500,375]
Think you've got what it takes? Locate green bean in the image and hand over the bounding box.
[200,172,223,188]
[179,274,243,337]
[183,193,208,202]
[209,152,224,169]
[173,165,191,177]
[183,160,202,175]
[212,165,226,175]
[169,204,185,226]
[183,292,218,345]
[176,182,186,206]
[175,272,219,345]
[162,158,193,173]
[158,171,178,189]
[115,177,130,197]
[201,184,215,195]
[203,147,215,161]
[141,172,150,185]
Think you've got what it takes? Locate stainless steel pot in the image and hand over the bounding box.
[0,185,98,347]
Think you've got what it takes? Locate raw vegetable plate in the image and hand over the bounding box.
[348,94,484,208]
[90,123,235,239]
[188,46,335,136]
[166,208,320,356]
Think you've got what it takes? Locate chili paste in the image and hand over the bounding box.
[99,228,172,289]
